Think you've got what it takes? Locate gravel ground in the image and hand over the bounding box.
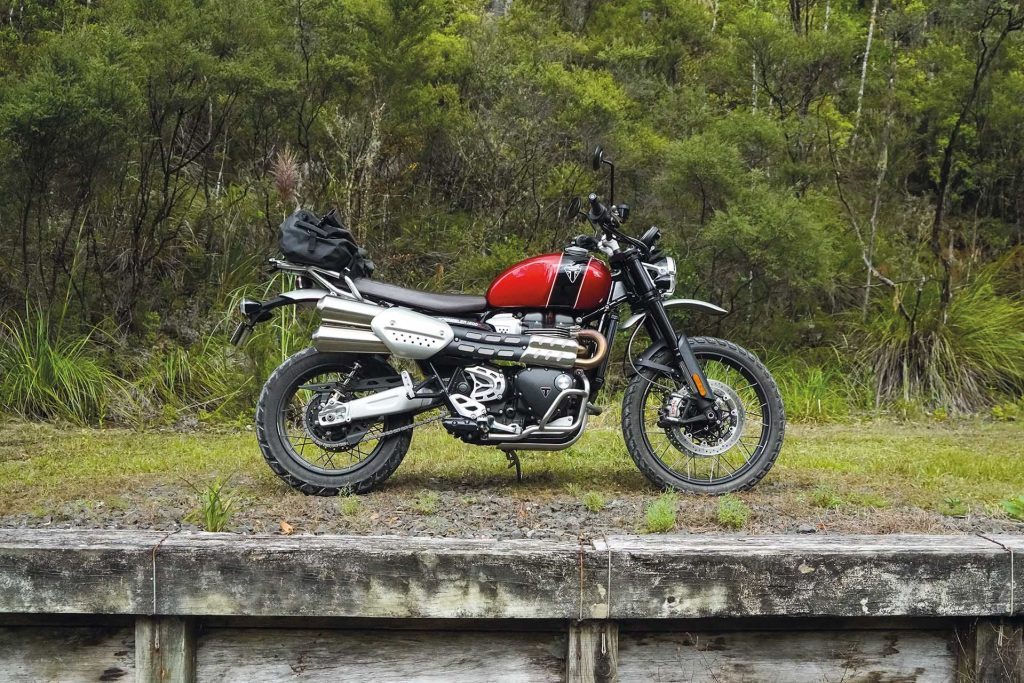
[3,478,1022,539]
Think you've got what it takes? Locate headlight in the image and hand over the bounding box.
[645,257,676,297]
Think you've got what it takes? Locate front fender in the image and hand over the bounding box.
[620,298,728,330]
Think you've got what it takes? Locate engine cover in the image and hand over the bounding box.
[516,368,576,420]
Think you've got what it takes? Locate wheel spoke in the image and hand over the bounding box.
[277,364,401,475]
[635,350,773,487]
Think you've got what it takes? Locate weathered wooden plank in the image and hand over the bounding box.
[0,530,1016,621]
[135,616,195,683]
[955,618,1023,683]
[195,627,565,682]
[567,621,618,683]
[598,535,1013,619]
[616,629,955,682]
[0,625,134,682]
[986,535,1023,616]
[0,530,155,614]
[153,533,584,619]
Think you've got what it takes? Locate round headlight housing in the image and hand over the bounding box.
[645,256,676,297]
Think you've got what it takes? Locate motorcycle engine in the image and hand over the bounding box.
[442,312,584,442]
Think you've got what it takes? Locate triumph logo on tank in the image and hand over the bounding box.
[564,262,584,283]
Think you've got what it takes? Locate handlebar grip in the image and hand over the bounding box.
[588,193,608,220]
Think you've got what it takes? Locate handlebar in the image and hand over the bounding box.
[587,193,610,224]
[583,192,653,254]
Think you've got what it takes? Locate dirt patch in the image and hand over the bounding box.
[3,479,1022,539]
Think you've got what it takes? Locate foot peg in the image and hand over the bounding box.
[586,402,603,416]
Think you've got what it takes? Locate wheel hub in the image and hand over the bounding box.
[303,394,368,451]
[663,379,746,457]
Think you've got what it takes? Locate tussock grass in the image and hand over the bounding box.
[0,310,129,425]
[859,264,1024,412]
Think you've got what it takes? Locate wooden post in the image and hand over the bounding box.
[136,616,196,683]
[956,618,1023,682]
[567,620,618,683]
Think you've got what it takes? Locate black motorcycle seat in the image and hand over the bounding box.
[352,278,488,315]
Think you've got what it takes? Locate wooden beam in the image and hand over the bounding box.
[989,535,1022,615]
[0,531,1015,620]
[567,620,618,683]
[136,616,196,683]
[195,627,566,681]
[0,530,152,614]
[597,535,1014,619]
[955,618,1023,682]
[153,533,588,619]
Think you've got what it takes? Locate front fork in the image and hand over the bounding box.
[625,256,716,415]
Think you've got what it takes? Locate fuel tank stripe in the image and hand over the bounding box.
[572,257,594,310]
[547,253,587,309]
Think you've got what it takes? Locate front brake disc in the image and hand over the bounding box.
[664,379,746,457]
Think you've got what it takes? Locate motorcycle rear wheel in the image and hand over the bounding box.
[256,348,413,496]
[622,336,785,494]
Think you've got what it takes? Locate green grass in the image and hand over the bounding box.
[338,495,361,517]
[1001,495,1024,521]
[581,491,606,513]
[186,476,234,532]
[411,490,440,515]
[940,496,968,517]
[809,485,844,510]
[1,420,1023,527]
[716,495,750,529]
[0,311,129,424]
[644,492,678,533]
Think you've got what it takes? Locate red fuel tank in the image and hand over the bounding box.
[486,251,612,311]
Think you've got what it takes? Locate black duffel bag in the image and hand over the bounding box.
[278,208,374,277]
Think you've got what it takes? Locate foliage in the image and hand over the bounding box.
[187,476,234,532]
[940,497,968,517]
[338,495,361,518]
[859,264,1024,412]
[644,492,678,533]
[1,0,1023,419]
[771,353,866,422]
[809,486,843,510]
[582,491,606,513]
[992,401,1022,422]
[0,309,129,425]
[412,490,441,515]
[716,495,750,529]
[1000,495,1024,521]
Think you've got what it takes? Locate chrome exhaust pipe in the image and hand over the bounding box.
[312,323,389,353]
[317,295,385,330]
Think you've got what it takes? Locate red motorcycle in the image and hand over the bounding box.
[233,148,784,494]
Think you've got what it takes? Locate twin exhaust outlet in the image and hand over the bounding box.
[312,295,608,370]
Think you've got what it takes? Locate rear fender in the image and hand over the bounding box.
[231,288,328,345]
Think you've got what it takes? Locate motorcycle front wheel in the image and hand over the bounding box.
[256,348,413,496]
[622,336,785,494]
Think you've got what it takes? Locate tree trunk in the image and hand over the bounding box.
[850,0,879,147]
[931,8,1022,321]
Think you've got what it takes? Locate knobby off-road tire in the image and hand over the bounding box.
[256,348,412,496]
[622,336,785,494]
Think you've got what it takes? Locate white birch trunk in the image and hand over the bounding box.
[851,0,879,145]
